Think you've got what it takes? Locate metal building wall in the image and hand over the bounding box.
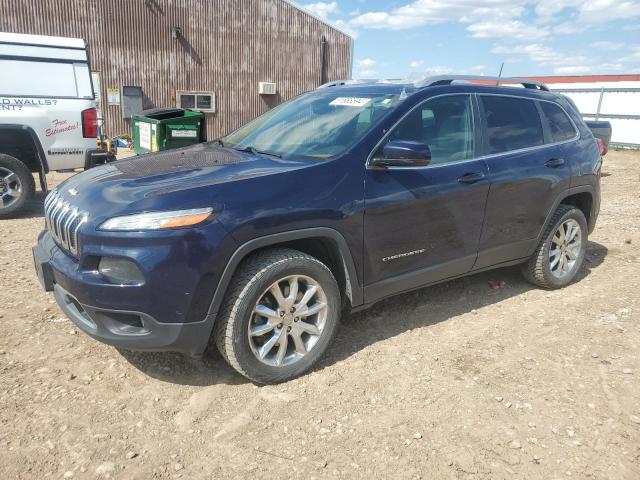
[0,0,353,139]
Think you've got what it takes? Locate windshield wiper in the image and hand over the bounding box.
[234,146,282,158]
[215,139,224,147]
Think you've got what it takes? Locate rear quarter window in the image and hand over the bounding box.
[539,101,577,143]
[481,96,544,154]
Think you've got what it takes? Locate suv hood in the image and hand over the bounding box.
[54,143,310,222]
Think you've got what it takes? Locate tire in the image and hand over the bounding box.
[214,248,341,384]
[0,154,36,219]
[522,204,588,289]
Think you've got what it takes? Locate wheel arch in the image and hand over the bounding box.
[206,228,363,322]
[559,189,593,226]
[536,185,595,247]
[0,124,49,191]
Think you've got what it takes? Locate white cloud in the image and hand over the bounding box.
[469,65,486,74]
[423,66,455,76]
[407,66,455,82]
[333,19,359,37]
[576,0,640,24]
[551,63,628,75]
[492,42,639,75]
[302,1,338,20]
[553,65,592,75]
[357,58,376,68]
[304,0,640,76]
[467,20,548,40]
[491,43,588,67]
[535,0,640,24]
[344,0,640,43]
[301,2,359,37]
[617,45,640,64]
[591,41,625,51]
[552,22,586,35]
[354,58,379,78]
[348,0,527,31]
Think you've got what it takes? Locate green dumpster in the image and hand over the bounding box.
[132,108,204,154]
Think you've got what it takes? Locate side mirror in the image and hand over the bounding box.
[371,140,431,168]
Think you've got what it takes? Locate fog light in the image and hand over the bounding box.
[98,257,144,285]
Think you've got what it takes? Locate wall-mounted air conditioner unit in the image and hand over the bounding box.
[258,82,277,95]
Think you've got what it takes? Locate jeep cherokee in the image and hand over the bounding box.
[33,76,602,384]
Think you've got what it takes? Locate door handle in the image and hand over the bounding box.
[458,172,485,184]
[545,158,565,168]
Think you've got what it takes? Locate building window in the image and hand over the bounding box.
[176,91,215,112]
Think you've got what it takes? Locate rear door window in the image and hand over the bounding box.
[481,96,544,154]
[539,101,577,143]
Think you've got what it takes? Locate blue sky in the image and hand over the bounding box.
[300,0,640,79]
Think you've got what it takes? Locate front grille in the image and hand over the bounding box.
[44,190,87,256]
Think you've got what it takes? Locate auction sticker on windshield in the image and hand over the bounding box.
[329,97,371,107]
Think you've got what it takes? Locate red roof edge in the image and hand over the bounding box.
[523,74,640,84]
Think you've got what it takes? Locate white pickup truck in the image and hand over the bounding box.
[0,32,99,218]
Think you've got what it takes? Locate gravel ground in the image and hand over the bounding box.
[1,150,639,480]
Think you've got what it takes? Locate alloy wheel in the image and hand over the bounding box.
[549,219,582,279]
[248,275,328,367]
[0,167,22,209]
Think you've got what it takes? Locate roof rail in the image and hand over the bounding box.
[317,78,411,89]
[317,79,370,88]
[415,75,550,92]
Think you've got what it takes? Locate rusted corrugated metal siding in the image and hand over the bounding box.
[0,0,352,139]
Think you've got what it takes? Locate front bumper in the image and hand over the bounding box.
[32,229,225,357]
[52,283,211,356]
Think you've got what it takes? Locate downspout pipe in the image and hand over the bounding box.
[320,35,328,85]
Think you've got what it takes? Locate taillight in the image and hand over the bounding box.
[596,138,607,156]
[81,108,98,138]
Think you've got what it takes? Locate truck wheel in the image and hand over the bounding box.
[522,204,588,289]
[0,154,35,219]
[214,248,341,384]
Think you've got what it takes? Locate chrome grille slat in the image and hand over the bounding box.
[63,209,79,245]
[44,189,87,256]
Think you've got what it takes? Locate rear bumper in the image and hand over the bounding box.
[33,230,219,357]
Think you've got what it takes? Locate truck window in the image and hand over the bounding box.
[481,96,544,154]
[0,59,90,98]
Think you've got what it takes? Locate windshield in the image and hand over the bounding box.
[222,89,407,160]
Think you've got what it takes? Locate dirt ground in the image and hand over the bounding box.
[1,150,639,480]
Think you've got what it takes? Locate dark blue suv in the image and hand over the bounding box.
[33,76,602,383]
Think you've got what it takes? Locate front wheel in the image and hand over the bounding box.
[214,248,341,384]
[522,204,588,289]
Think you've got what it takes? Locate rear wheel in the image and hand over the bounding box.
[522,204,588,289]
[0,154,35,219]
[214,248,341,384]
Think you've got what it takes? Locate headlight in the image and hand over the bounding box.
[99,207,213,231]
